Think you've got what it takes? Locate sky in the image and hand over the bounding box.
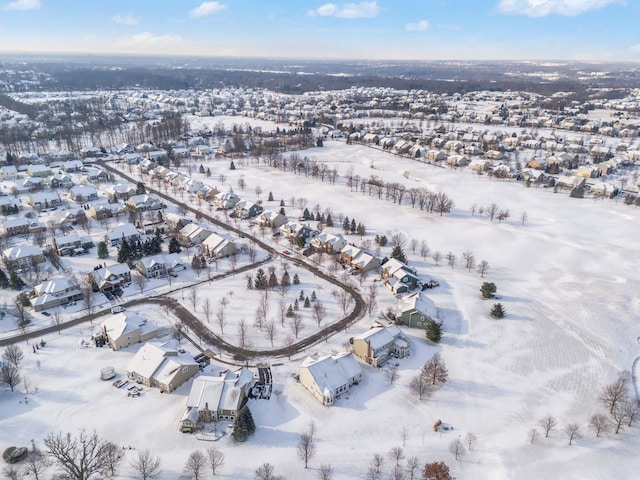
[0,0,638,62]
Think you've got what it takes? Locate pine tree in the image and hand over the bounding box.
[247,276,253,290]
[0,269,9,289]
[303,207,311,220]
[480,282,497,299]
[9,270,24,290]
[294,299,299,311]
[350,218,357,233]
[136,182,146,195]
[304,296,311,308]
[357,223,366,236]
[254,268,268,289]
[391,245,407,263]
[206,167,211,177]
[268,191,274,201]
[293,273,300,284]
[167,237,181,254]
[199,164,205,174]
[281,271,291,288]
[425,320,443,343]
[279,207,286,216]
[343,217,350,233]
[230,161,236,170]
[311,291,317,302]
[268,271,278,288]
[233,406,256,442]
[491,303,506,319]
[97,241,109,259]
[280,199,285,207]
[325,214,333,227]
[117,239,132,264]
[286,304,294,317]
[299,290,305,300]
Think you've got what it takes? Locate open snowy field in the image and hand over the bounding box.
[1,136,640,479]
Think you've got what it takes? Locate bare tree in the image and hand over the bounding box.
[184,451,207,480]
[369,453,385,479]
[318,464,334,480]
[206,447,224,476]
[289,314,303,339]
[172,321,186,344]
[564,423,581,445]
[538,414,557,438]
[600,371,631,413]
[422,353,448,386]
[520,211,528,225]
[130,450,161,480]
[53,309,63,333]
[1,365,22,392]
[477,260,489,278]
[405,456,419,480]
[432,251,441,265]
[3,344,24,368]
[133,272,148,295]
[622,398,640,426]
[313,301,326,326]
[44,430,111,480]
[462,250,476,272]
[103,441,124,477]
[419,240,430,260]
[464,432,478,450]
[409,238,418,254]
[390,232,407,248]
[385,365,399,385]
[238,318,248,349]
[409,373,429,400]
[3,466,19,480]
[449,438,465,460]
[445,251,456,268]
[22,452,51,480]
[487,203,499,221]
[216,304,226,334]
[265,319,276,347]
[588,413,610,437]
[528,428,538,445]
[297,432,317,469]
[189,287,198,312]
[255,462,279,480]
[612,404,629,434]
[202,298,212,323]
[388,446,404,466]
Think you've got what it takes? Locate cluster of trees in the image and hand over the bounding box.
[1,345,24,392]
[409,353,449,400]
[117,236,162,264]
[528,371,639,447]
[470,203,514,223]
[342,216,366,236]
[365,448,421,480]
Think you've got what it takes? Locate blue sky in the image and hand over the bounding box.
[0,0,637,61]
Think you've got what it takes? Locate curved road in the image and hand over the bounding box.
[2,161,366,361]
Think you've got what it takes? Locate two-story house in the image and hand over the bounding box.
[352,324,409,367]
[299,352,362,406]
[89,263,131,292]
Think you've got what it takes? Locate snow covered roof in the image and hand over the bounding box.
[101,312,148,341]
[127,342,176,380]
[401,292,438,320]
[3,245,43,260]
[34,276,79,297]
[301,352,362,393]
[354,324,404,351]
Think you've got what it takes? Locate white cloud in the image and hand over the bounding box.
[405,20,429,31]
[128,32,182,47]
[112,13,139,26]
[629,44,640,53]
[190,1,226,18]
[2,0,41,11]
[308,1,381,18]
[496,0,624,17]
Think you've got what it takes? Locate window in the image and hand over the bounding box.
[182,366,189,373]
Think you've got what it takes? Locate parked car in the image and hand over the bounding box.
[111,305,125,314]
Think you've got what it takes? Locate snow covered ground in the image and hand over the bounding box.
[1,136,640,479]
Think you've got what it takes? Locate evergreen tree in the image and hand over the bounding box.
[311,291,317,302]
[325,213,333,227]
[254,268,268,289]
[294,299,299,311]
[491,303,506,318]
[303,207,311,220]
[480,282,497,299]
[293,273,300,284]
[168,237,182,254]
[350,218,357,233]
[281,271,291,288]
[343,217,350,233]
[5,152,13,165]
[296,236,306,248]
[117,239,132,264]
[230,161,236,170]
[315,212,321,221]
[279,207,286,216]
[391,245,407,263]
[206,167,211,177]
[425,319,443,343]
[0,269,9,289]
[135,181,146,195]
[268,191,274,201]
[97,241,109,259]
[199,164,205,174]
[247,275,253,290]
[378,235,388,246]
[280,199,285,207]
[9,270,24,290]
[233,405,256,442]
[357,223,366,237]
[286,304,294,317]
[299,290,305,300]
[268,271,278,288]
[304,296,311,308]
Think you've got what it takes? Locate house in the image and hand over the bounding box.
[279,221,317,244]
[214,192,240,210]
[127,194,163,211]
[256,210,287,229]
[554,175,586,190]
[397,292,438,330]
[201,233,237,259]
[53,233,90,256]
[0,165,17,181]
[234,199,263,219]
[311,232,347,254]
[100,312,160,351]
[2,245,45,271]
[27,164,52,178]
[178,223,212,246]
[2,218,30,237]
[299,352,362,406]
[589,182,619,198]
[180,368,254,432]
[425,149,447,162]
[31,276,83,311]
[105,183,136,201]
[70,184,98,203]
[468,159,492,172]
[380,259,420,294]
[87,203,126,221]
[135,253,185,278]
[350,251,381,273]
[105,223,141,247]
[576,165,600,179]
[447,154,470,167]
[49,173,74,189]
[27,191,62,210]
[84,166,109,183]
[126,342,198,393]
[352,324,409,367]
[61,160,84,173]
[89,263,131,292]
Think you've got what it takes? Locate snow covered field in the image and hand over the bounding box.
[1,135,640,479]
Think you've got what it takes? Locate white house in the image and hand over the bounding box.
[299,352,362,406]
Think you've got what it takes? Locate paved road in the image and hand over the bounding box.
[0,161,366,360]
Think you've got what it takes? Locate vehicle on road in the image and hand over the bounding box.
[111,306,125,314]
